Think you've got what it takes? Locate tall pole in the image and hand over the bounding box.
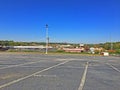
[46,24,49,54]
[110,32,113,50]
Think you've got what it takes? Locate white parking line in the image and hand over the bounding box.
[78,62,89,90]
[57,58,85,61]
[0,61,42,70]
[60,66,83,69]
[0,60,69,89]
[33,74,57,78]
[106,63,120,73]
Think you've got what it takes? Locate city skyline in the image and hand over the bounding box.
[0,0,120,44]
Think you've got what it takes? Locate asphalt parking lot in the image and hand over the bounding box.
[0,53,120,90]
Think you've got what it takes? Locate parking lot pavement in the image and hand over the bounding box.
[1,60,86,90]
[84,61,120,90]
[0,53,120,90]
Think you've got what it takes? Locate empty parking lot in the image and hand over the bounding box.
[0,53,120,90]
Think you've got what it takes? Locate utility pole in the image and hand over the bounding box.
[45,24,49,54]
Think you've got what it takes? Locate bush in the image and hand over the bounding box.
[116,49,120,54]
[56,50,65,53]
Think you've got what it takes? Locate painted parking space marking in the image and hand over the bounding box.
[0,60,69,89]
[106,63,120,73]
[33,74,57,78]
[78,62,89,90]
[0,58,62,70]
[0,61,43,70]
[60,66,83,69]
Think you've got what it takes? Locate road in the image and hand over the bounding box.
[0,53,120,90]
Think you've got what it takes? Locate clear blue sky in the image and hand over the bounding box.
[0,0,120,43]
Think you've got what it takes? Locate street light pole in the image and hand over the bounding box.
[45,24,49,54]
[110,32,113,50]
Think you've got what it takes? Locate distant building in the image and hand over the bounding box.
[9,46,53,51]
[90,47,104,54]
[80,43,84,47]
[58,44,71,48]
[101,52,109,56]
[13,46,46,49]
[63,47,85,53]
[0,46,9,51]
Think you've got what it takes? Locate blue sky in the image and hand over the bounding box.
[0,0,120,43]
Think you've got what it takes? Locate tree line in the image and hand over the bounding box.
[0,40,120,50]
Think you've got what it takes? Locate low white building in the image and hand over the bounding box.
[63,47,85,52]
[101,52,109,56]
[13,46,46,49]
[10,46,53,51]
